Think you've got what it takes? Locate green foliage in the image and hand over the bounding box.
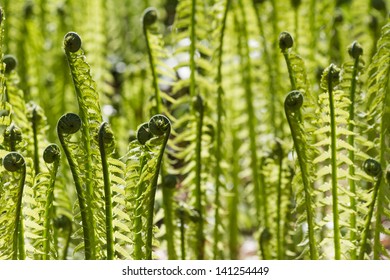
[0,0,389,260]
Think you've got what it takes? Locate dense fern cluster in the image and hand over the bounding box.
[0,0,389,260]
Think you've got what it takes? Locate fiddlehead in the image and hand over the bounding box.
[358,159,382,259]
[57,113,95,259]
[145,114,171,259]
[284,90,318,259]
[1,152,26,259]
[98,122,114,260]
[41,144,61,260]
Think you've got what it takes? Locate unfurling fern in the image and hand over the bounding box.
[0,152,26,259]
[125,114,171,260]
[365,20,390,259]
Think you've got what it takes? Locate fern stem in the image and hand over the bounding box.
[31,107,40,175]
[133,158,147,260]
[284,91,318,259]
[62,222,72,260]
[228,125,240,259]
[253,2,277,136]
[282,50,297,90]
[43,159,60,260]
[145,123,171,260]
[327,64,341,260]
[178,206,186,259]
[57,127,95,259]
[213,0,230,260]
[189,0,196,98]
[98,122,114,260]
[194,96,205,260]
[161,174,177,260]
[10,156,26,260]
[275,143,284,259]
[236,0,261,230]
[142,8,161,114]
[358,174,382,259]
[347,53,360,259]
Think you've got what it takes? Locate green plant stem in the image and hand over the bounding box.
[98,122,114,260]
[31,108,40,175]
[347,56,359,259]
[236,0,261,230]
[282,51,297,90]
[189,0,196,98]
[228,124,240,259]
[358,176,382,259]
[145,130,171,260]
[43,159,60,260]
[253,2,278,137]
[143,19,161,114]
[58,131,95,259]
[162,185,176,259]
[327,65,341,260]
[276,152,284,259]
[284,95,318,259]
[194,103,205,260]
[12,162,26,260]
[179,215,186,259]
[374,78,390,259]
[62,223,72,260]
[213,0,230,260]
[133,163,146,260]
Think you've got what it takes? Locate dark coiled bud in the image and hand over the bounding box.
[98,122,115,145]
[348,41,363,59]
[291,0,302,8]
[279,31,294,51]
[163,174,177,189]
[137,122,153,145]
[148,114,171,136]
[64,32,82,53]
[285,90,303,111]
[57,113,82,134]
[3,55,17,74]
[3,123,22,150]
[43,144,61,164]
[2,152,25,172]
[363,158,382,177]
[54,215,71,230]
[143,7,158,26]
[386,167,390,185]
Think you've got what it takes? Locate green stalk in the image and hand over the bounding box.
[347,45,361,259]
[275,143,284,259]
[284,91,318,259]
[57,115,95,259]
[145,117,171,260]
[43,158,60,260]
[359,160,382,259]
[358,179,381,259]
[5,153,26,260]
[228,122,240,259]
[213,0,230,260]
[253,2,278,136]
[180,214,186,259]
[31,107,40,175]
[162,176,177,259]
[189,0,196,98]
[327,64,341,260]
[98,122,114,260]
[194,96,205,260]
[236,0,261,230]
[142,8,161,114]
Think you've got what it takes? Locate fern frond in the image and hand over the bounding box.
[365,20,390,259]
